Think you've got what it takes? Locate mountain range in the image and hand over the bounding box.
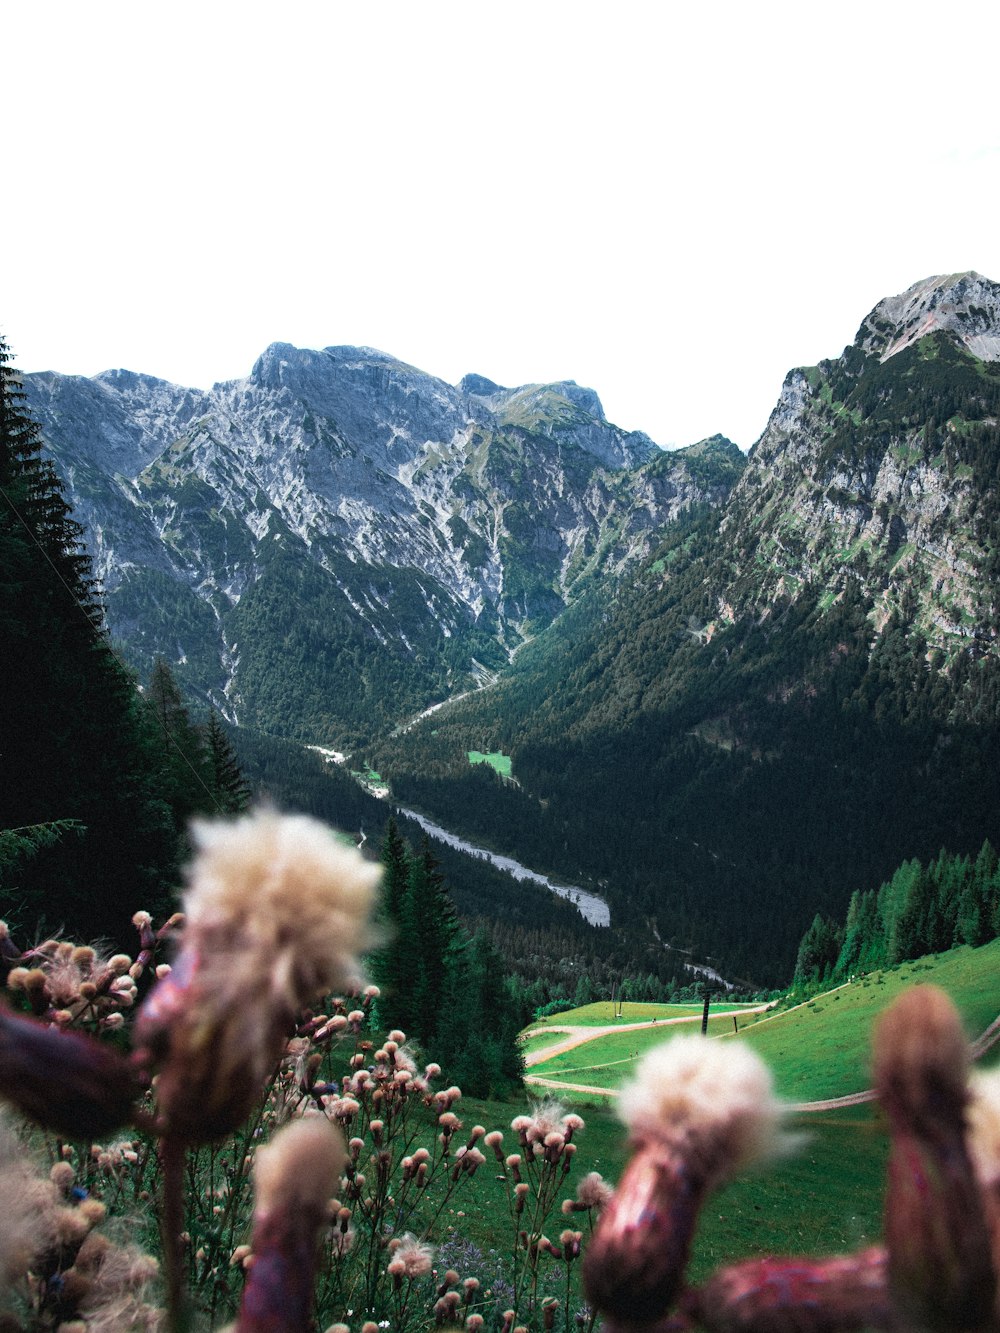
[21,270,1000,982]
[24,347,741,745]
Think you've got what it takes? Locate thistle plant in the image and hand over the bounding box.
[0,809,598,1332]
[4,808,998,1333]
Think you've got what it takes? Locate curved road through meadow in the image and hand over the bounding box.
[522,1005,1000,1111]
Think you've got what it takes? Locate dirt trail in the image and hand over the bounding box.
[523,1002,1000,1112]
[523,1007,771,1067]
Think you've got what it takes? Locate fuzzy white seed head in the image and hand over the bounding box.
[185,809,381,1005]
[393,1232,435,1278]
[253,1115,346,1219]
[618,1035,789,1175]
[968,1069,1000,1186]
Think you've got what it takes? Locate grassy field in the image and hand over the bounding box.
[468,750,512,778]
[526,1015,752,1085]
[512,947,1000,1284]
[448,1096,886,1294]
[528,999,758,1027]
[726,942,1000,1100]
[689,1105,886,1278]
[368,941,1000,1317]
[526,941,1000,1101]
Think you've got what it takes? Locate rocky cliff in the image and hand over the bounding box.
[715,271,1000,654]
[24,348,742,744]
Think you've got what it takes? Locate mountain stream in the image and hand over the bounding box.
[395,806,611,927]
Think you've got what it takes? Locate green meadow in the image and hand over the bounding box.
[468,750,513,778]
[723,941,1000,1100]
[528,1000,739,1026]
[504,940,1000,1279]
[526,941,1000,1101]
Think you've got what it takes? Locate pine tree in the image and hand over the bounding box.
[0,335,177,940]
[370,818,418,1031]
[204,712,252,814]
[404,837,462,1046]
[146,658,214,822]
[369,820,523,1094]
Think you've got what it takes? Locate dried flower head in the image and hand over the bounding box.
[688,1246,891,1333]
[236,1116,346,1332]
[0,1112,52,1286]
[0,1003,141,1139]
[392,1232,435,1279]
[968,1069,1000,1188]
[874,985,996,1333]
[585,1036,790,1326]
[618,1036,789,1168]
[135,809,381,1142]
[564,1170,613,1214]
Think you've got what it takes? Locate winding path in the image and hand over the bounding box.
[522,1003,1000,1112]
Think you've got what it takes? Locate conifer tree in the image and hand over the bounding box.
[404,836,463,1046]
[0,335,177,940]
[204,711,252,814]
[370,817,418,1030]
[146,658,214,824]
[369,820,523,1094]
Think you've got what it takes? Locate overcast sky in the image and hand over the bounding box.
[5,2,1000,449]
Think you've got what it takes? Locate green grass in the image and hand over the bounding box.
[529,942,1000,1102]
[520,1031,570,1057]
[530,1013,755,1087]
[468,750,512,778]
[445,1097,886,1289]
[689,1106,886,1278]
[528,1000,754,1027]
[441,944,1000,1308]
[724,943,1000,1100]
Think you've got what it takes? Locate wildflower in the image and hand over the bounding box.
[688,1247,891,1333]
[0,1003,141,1139]
[390,1232,435,1279]
[968,1068,1000,1282]
[874,985,996,1332]
[563,1170,613,1214]
[584,1035,790,1325]
[235,1116,346,1332]
[0,1113,51,1287]
[134,809,381,1143]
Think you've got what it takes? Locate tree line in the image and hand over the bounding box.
[794,840,1000,985]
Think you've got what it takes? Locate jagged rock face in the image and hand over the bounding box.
[718,272,1000,654]
[24,347,741,744]
[859,271,1000,364]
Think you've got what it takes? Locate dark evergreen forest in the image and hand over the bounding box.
[793,840,1000,985]
[374,500,1000,986]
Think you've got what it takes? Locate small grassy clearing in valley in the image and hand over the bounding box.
[468,749,512,778]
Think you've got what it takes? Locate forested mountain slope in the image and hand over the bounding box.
[24,351,741,746]
[376,273,1000,984]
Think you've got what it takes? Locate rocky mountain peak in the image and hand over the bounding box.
[458,373,505,397]
[857,271,1000,364]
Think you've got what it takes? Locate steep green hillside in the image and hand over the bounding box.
[528,939,1000,1100]
[376,292,1000,984]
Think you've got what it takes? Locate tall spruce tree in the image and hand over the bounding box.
[0,335,177,940]
[204,711,252,814]
[370,819,523,1095]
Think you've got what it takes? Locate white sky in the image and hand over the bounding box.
[5,1,1000,450]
